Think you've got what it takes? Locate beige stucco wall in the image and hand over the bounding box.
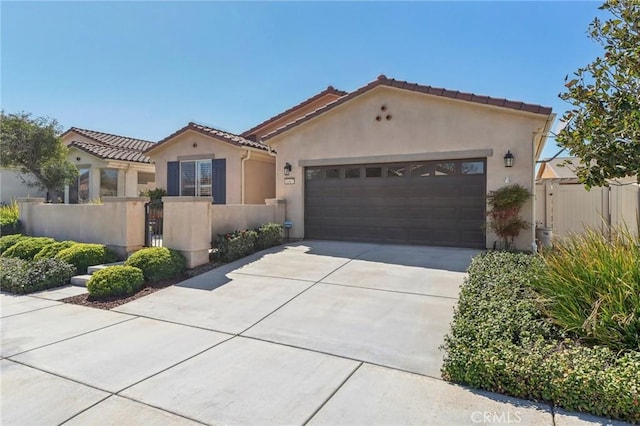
[210,203,282,240]
[18,198,146,258]
[244,153,276,204]
[267,86,552,251]
[149,130,275,205]
[0,169,47,203]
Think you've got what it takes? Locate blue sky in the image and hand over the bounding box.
[2,1,604,159]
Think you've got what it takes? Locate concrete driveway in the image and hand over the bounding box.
[1,241,624,425]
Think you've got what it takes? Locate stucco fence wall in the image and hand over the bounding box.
[162,197,286,268]
[17,197,147,259]
[17,197,286,268]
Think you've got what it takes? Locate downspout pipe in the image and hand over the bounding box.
[241,150,252,204]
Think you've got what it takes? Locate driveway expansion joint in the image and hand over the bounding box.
[319,280,460,300]
[303,362,364,425]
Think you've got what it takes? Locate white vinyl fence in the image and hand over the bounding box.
[535,182,639,239]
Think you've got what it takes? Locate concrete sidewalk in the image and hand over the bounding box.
[1,241,628,425]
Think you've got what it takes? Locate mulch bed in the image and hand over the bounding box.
[61,260,224,310]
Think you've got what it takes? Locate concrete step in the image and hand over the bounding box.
[87,261,125,275]
[70,275,91,287]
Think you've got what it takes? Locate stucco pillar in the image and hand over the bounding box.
[266,198,286,225]
[90,168,101,201]
[162,197,211,268]
[101,197,146,258]
[125,169,138,197]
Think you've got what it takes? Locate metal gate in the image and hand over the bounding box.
[144,201,163,247]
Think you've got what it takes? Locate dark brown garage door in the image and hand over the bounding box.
[304,159,486,248]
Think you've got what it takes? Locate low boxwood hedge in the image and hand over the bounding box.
[55,243,118,274]
[0,234,27,254]
[87,265,144,299]
[2,237,55,260]
[34,241,78,260]
[124,247,186,283]
[441,251,640,423]
[0,257,76,294]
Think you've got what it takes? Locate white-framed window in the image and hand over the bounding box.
[180,159,212,197]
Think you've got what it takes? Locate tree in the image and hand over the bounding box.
[0,112,78,203]
[556,0,640,189]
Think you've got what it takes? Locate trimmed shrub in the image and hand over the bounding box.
[0,234,27,254]
[2,237,55,260]
[55,243,118,274]
[34,241,78,260]
[0,257,75,294]
[125,247,186,283]
[87,265,144,299]
[441,251,640,423]
[255,223,284,251]
[213,229,258,262]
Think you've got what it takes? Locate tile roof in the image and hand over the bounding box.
[241,86,347,138]
[147,122,270,154]
[63,127,155,163]
[262,75,553,142]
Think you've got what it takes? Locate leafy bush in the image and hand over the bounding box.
[0,201,21,235]
[213,229,258,262]
[55,243,117,274]
[0,257,75,294]
[486,184,531,250]
[255,223,284,251]
[0,234,27,254]
[532,228,640,351]
[34,241,77,260]
[87,265,144,299]
[125,247,186,282]
[2,237,55,260]
[441,251,640,423]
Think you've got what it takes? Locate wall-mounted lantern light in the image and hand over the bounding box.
[504,150,514,168]
[284,162,292,176]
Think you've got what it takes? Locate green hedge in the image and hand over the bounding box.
[34,241,78,260]
[213,229,258,262]
[441,251,640,423]
[0,257,75,294]
[2,237,55,260]
[0,234,27,254]
[125,247,186,283]
[87,265,144,299]
[255,223,284,250]
[55,243,118,274]
[213,223,284,262]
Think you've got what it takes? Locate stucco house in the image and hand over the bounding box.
[261,75,555,251]
[145,122,276,204]
[61,127,156,203]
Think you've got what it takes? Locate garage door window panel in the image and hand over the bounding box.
[365,167,382,178]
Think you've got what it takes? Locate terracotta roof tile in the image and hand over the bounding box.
[262,76,553,142]
[63,127,155,163]
[147,122,270,154]
[241,86,347,138]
